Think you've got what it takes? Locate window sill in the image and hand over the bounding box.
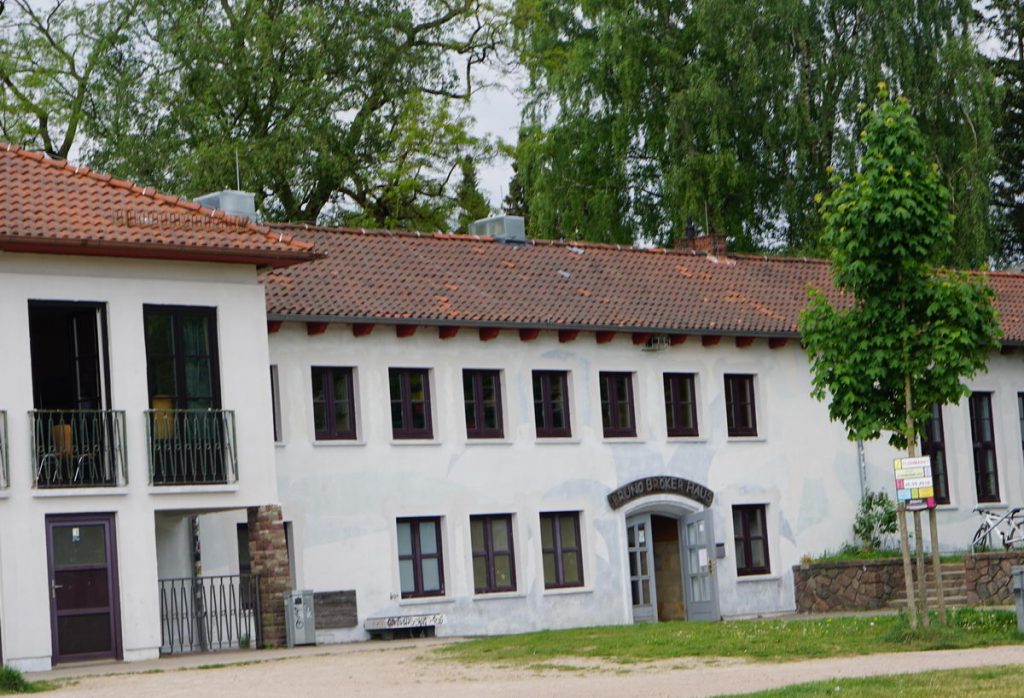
[542,585,592,597]
[32,487,129,498]
[390,439,443,447]
[473,590,526,601]
[464,438,514,446]
[666,436,706,444]
[935,504,958,511]
[976,502,1008,510]
[312,439,366,448]
[534,437,581,445]
[727,436,765,443]
[602,437,645,445]
[274,441,287,448]
[149,484,240,495]
[737,573,780,583]
[397,595,455,607]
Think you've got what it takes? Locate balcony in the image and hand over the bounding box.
[146,410,237,486]
[31,410,128,488]
[0,411,8,490]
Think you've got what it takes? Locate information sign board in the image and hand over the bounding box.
[893,456,935,510]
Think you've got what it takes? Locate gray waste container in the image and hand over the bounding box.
[1013,566,1024,633]
[284,590,317,647]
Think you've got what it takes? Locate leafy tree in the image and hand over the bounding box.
[513,0,998,264]
[852,491,898,552]
[988,1,1024,263]
[455,157,491,232]
[501,154,529,224]
[0,0,500,229]
[800,89,1000,453]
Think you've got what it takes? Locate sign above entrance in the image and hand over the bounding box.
[608,476,714,510]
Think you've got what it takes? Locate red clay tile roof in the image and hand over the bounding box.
[0,144,316,267]
[264,224,1024,344]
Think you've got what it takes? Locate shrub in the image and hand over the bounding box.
[0,667,33,693]
[853,490,898,551]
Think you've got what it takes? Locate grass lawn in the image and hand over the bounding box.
[730,665,1024,697]
[439,608,1024,665]
[0,667,53,695]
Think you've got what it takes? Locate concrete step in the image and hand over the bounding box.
[888,595,968,608]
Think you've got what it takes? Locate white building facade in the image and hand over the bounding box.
[232,222,1024,641]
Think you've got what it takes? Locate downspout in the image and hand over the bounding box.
[856,439,867,496]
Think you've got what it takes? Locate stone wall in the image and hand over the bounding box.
[793,559,905,613]
[247,504,290,647]
[964,552,1024,605]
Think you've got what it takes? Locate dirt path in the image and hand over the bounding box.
[43,642,1024,697]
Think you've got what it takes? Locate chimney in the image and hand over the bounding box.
[468,215,526,243]
[195,190,257,222]
[676,231,727,257]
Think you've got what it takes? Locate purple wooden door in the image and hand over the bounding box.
[46,514,121,663]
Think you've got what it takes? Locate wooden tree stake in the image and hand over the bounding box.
[898,504,918,630]
[929,508,947,625]
[913,509,929,628]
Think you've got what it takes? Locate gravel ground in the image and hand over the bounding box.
[38,641,1024,697]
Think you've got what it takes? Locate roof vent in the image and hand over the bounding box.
[195,190,257,222]
[469,215,526,243]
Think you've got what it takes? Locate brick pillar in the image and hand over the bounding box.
[247,504,290,647]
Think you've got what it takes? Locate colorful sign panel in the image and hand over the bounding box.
[893,456,935,510]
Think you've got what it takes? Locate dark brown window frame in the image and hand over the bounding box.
[969,392,1000,503]
[540,511,584,589]
[664,373,699,437]
[270,365,282,443]
[311,366,357,440]
[920,404,950,505]
[463,369,504,439]
[471,514,517,594]
[389,368,433,440]
[724,374,757,437]
[396,517,445,598]
[599,371,637,438]
[143,305,221,410]
[533,370,572,438]
[733,504,770,576]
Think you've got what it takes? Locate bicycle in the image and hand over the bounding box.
[971,507,1024,551]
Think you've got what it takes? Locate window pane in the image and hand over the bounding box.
[421,558,441,592]
[145,314,174,354]
[491,518,509,552]
[541,516,554,549]
[389,371,402,402]
[543,553,556,585]
[399,560,415,593]
[397,523,412,556]
[471,519,485,553]
[411,401,427,430]
[751,542,765,568]
[311,369,325,401]
[494,555,512,587]
[333,372,349,404]
[734,539,747,569]
[334,399,351,434]
[151,358,177,397]
[182,316,210,354]
[391,401,403,429]
[483,404,498,429]
[185,358,212,398]
[313,402,326,433]
[748,509,763,537]
[559,515,578,549]
[419,521,438,555]
[409,373,426,401]
[561,552,581,584]
[473,556,488,590]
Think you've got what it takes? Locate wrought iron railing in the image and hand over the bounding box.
[30,410,128,488]
[0,411,8,490]
[146,410,237,485]
[159,574,261,654]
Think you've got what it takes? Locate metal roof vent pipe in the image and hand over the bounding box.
[469,215,527,244]
[195,190,257,222]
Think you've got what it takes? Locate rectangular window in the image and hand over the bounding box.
[270,365,282,442]
[540,512,583,588]
[311,367,356,440]
[396,517,444,598]
[970,392,1000,503]
[600,372,636,437]
[463,370,504,439]
[724,374,757,437]
[664,373,699,437]
[920,404,949,505]
[533,371,571,438]
[143,305,220,409]
[733,505,770,576]
[389,368,433,439]
[471,514,516,593]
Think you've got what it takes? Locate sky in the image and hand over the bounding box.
[467,66,524,211]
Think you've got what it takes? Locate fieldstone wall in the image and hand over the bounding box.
[247,504,290,647]
[964,552,1024,605]
[793,559,905,613]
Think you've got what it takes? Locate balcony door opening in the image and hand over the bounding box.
[29,302,121,488]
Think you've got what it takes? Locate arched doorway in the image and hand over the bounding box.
[612,478,720,623]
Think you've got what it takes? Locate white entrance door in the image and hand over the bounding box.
[626,514,657,623]
[681,510,720,621]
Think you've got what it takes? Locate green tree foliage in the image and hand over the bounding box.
[513,0,998,263]
[0,0,499,229]
[988,1,1024,263]
[800,91,1001,450]
[501,150,529,224]
[455,157,491,232]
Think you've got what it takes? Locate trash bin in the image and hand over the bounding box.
[284,590,317,647]
[1012,566,1024,634]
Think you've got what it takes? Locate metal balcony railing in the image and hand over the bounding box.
[146,409,237,485]
[31,410,128,488]
[0,411,8,490]
[159,574,261,654]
